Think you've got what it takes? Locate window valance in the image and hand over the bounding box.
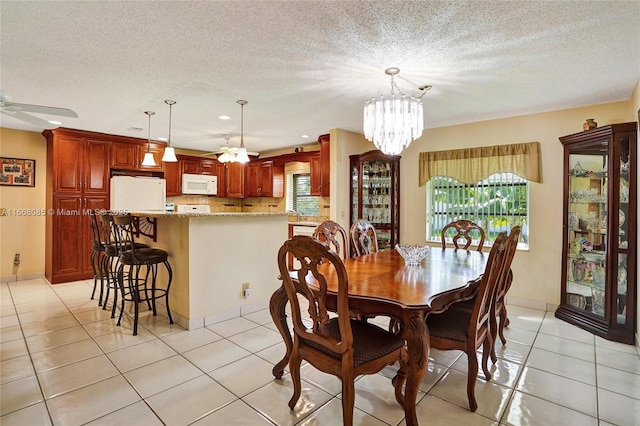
[418,141,541,186]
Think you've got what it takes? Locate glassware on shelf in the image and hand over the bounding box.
[572,259,586,282]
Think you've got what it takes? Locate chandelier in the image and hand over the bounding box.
[161,100,178,162]
[218,100,250,164]
[363,67,430,155]
[141,110,156,166]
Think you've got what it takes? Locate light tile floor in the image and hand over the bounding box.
[1,278,640,425]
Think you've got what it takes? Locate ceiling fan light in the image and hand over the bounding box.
[141,151,157,166]
[162,146,177,162]
[218,151,234,163]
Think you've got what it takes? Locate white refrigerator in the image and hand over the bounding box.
[110,176,166,212]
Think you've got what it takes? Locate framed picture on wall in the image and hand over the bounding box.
[0,157,36,187]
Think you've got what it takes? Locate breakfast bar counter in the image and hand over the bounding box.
[130,211,289,329]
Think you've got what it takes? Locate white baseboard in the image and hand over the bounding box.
[505,295,549,312]
[1,272,44,284]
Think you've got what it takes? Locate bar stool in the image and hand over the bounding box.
[112,214,173,335]
[89,211,106,306]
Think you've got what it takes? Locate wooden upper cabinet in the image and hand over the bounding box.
[225,162,245,198]
[245,160,283,197]
[181,158,201,175]
[318,134,330,197]
[84,139,110,195]
[200,159,217,175]
[310,153,322,196]
[214,162,227,197]
[164,160,182,197]
[51,135,84,193]
[111,141,139,170]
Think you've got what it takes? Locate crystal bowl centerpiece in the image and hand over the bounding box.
[395,244,430,266]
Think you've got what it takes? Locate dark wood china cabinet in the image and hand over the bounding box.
[349,150,400,253]
[556,122,637,344]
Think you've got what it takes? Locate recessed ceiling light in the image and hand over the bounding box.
[301,134,310,138]
[48,120,63,125]
[157,137,168,142]
[218,115,231,120]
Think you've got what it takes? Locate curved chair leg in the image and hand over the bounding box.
[90,249,99,301]
[467,344,479,412]
[481,337,493,380]
[288,349,302,410]
[499,306,508,345]
[489,312,499,364]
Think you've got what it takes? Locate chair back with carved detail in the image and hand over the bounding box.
[312,220,350,259]
[350,219,378,257]
[441,219,486,251]
[278,235,405,425]
[426,231,509,412]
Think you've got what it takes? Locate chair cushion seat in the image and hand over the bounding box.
[119,248,168,265]
[426,308,471,343]
[302,318,405,366]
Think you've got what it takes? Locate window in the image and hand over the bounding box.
[287,173,319,215]
[426,172,529,247]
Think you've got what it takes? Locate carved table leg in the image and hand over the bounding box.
[269,284,292,379]
[394,312,429,426]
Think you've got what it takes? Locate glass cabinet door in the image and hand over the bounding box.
[350,151,400,252]
[615,135,631,324]
[565,149,607,319]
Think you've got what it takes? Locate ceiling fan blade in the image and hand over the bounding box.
[1,109,58,127]
[2,101,78,118]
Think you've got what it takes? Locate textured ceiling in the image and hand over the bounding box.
[1,1,639,154]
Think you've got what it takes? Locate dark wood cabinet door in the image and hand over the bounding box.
[164,160,182,196]
[226,162,245,198]
[111,141,139,170]
[181,159,201,175]
[50,196,84,282]
[85,138,110,195]
[200,159,217,175]
[245,162,262,197]
[214,162,227,197]
[261,161,284,197]
[319,134,330,197]
[310,154,322,196]
[52,136,84,193]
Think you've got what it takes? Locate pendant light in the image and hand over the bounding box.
[161,99,178,162]
[235,100,250,164]
[141,111,157,166]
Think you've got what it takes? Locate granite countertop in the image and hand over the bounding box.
[288,221,322,227]
[129,211,289,219]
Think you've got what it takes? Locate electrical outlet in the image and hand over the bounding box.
[14,253,20,266]
[242,282,250,298]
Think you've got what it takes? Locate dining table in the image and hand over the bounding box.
[269,247,488,426]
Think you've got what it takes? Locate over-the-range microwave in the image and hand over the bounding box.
[182,173,217,195]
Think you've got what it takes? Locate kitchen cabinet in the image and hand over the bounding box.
[310,134,330,196]
[225,162,246,198]
[111,140,165,172]
[164,160,182,197]
[245,160,284,197]
[350,150,400,253]
[556,122,637,345]
[43,128,111,283]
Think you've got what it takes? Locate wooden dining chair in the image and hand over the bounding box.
[425,231,509,411]
[489,226,521,362]
[277,235,406,426]
[312,220,350,259]
[350,219,378,257]
[441,219,486,251]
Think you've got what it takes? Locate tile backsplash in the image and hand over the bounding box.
[167,195,329,218]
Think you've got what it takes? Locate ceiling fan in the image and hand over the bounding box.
[202,134,259,159]
[0,90,78,127]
